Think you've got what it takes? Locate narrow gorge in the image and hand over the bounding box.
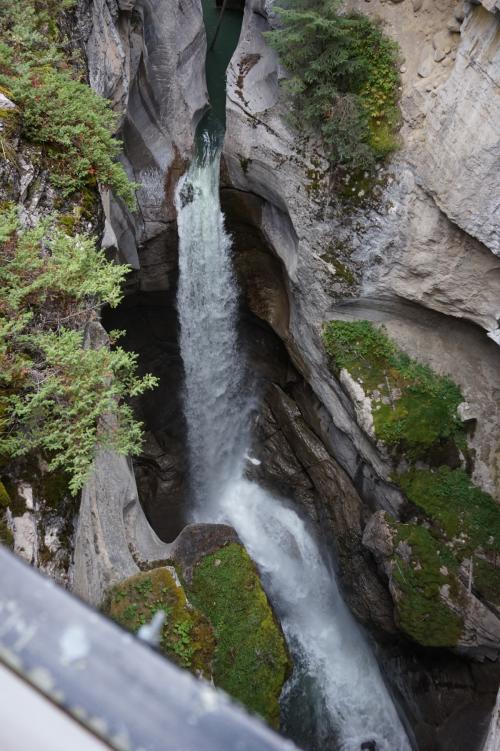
[0,0,499,750]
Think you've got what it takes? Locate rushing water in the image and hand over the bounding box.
[175,138,412,751]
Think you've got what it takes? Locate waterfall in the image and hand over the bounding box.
[176,134,253,510]
[175,137,412,751]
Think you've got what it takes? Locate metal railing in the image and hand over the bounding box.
[0,546,299,751]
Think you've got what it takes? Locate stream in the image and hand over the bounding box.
[175,134,412,751]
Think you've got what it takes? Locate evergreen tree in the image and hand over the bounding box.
[0,210,158,494]
[265,0,400,172]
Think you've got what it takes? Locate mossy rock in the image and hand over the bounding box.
[184,543,291,728]
[474,558,500,607]
[0,478,25,516]
[399,467,500,559]
[105,568,215,678]
[323,320,465,461]
[391,523,463,647]
[0,480,11,509]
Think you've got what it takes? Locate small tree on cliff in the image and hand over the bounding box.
[265,0,400,173]
[0,209,158,495]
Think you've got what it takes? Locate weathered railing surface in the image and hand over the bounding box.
[0,546,299,751]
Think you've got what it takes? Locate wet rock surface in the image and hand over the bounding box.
[102,292,188,542]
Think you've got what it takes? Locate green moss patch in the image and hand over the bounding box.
[323,320,464,460]
[105,568,215,678]
[0,517,14,549]
[185,543,290,728]
[399,467,500,558]
[392,523,463,647]
[0,480,10,509]
[474,559,500,606]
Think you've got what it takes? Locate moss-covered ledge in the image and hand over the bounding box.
[324,320,500,653]
[105,566,216,676]
[323,320,466,462]
[363,510,500,652]
[104,540,290,728]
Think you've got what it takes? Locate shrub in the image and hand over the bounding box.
[265,0,400,172]
[0,209,157,494]
[0,0,136,206]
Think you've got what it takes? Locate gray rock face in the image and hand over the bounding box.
[71,322,172,605]
[418,6,500,255]
[79,0,208,270]
[476,0,500,13]
[70,434,240,606]
[71,448,154,606]
[224,0,500,493]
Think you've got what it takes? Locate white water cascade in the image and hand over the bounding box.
[175,136,412,751]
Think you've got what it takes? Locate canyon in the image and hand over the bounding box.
[2,0,500,749]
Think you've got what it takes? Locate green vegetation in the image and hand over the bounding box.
[399,467,500,558]
[0,480,13,549]
[0,208,158,494]
[391,522,464,647]
[0,0,135,206]
[265,0,400,173]
[185,543,290,727]
[106,548,291,726]
[106,568,215,677]
[323,320,464,460]
[474,558,500,605]
[0,480,10,509]
[0,517,14,548]
[323,320,500,642]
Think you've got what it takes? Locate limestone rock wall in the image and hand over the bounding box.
[78,0,208,271]
[70,0,209,606]
[223,0,500,502]
[416,6,500,256]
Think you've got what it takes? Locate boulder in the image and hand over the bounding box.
[363,511,500,658]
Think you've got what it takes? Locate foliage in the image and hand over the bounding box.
[0,480,10,509]
[474,558,500,606]
[323,320,465,459]
[399,468,500,558]
[106,568,215,677]
[391,521,463,647]
[265,0,400,172]
[0,209,158,494]
[0,517,14,549]
[0,0,135,206]
[186,543,290,728]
